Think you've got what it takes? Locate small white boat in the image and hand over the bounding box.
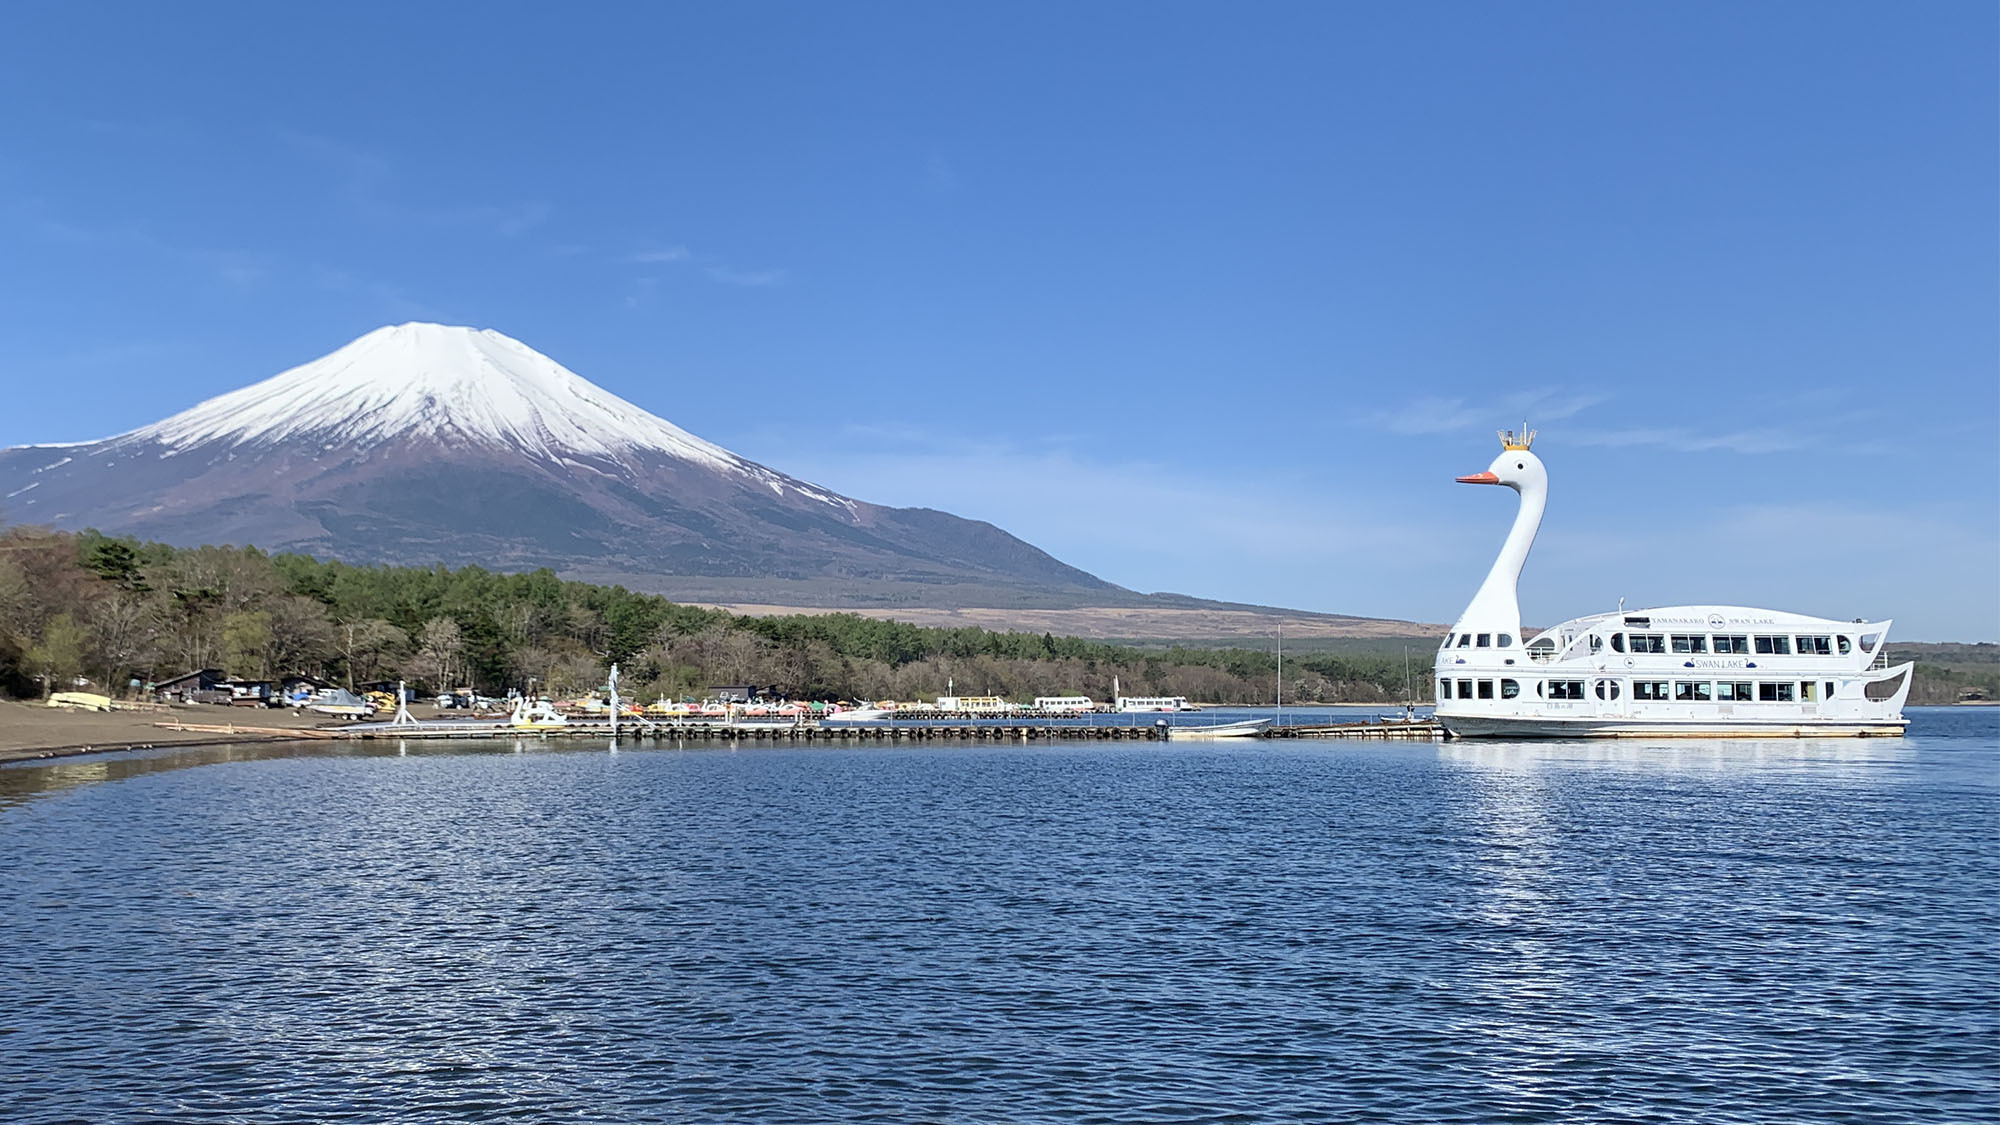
[1434,429,1911,739]
[823,707,896,723]
[1168,718,1271,739]
[510,697,569,730]
[305,688,373,719]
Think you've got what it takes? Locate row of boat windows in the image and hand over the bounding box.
[1440,679,1838,702]
[1596,633,1856,656]
[1443,631,1872,656]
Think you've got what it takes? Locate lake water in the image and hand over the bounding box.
[3,709,1995,1122]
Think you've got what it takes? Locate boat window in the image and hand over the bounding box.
[1476,634,1491,648]
[1610,633,1626,653]
[1500,679,1520,699]
[1758,682,1795,702]
[1593,679,1610,700]
[1670,634,1708,654]
[1589,635,1603,654]
[1548,680,1587,700]
[1534,680,1545,698]
[1497,634,1513,648]
[1800,681,1818,702]
[1477,680,1494,699]
[1715,681,1752,701]
[1439,680,1452,699]
[1796,635,1832,656]
[1825,681,1835,699]
[1458,680,1473,698]
[1754,635,1791,655]
[1674,681,1712,701]
[1442,633,1454,650]
[1458,634,1473,648]
[1633,681,1670,701]
[1629,633,1666,654]
[1713,635,1750,655]
[1837,636,1851,655]
[1860,633,1880,649]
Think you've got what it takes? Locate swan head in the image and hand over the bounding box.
[1457,433,1546,494]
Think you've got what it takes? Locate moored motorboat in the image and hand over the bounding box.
[1167,718,1271,739]
[1434,429,1911,739]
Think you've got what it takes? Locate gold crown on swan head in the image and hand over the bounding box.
[1498,426,1536,451]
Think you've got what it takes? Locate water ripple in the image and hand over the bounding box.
[1,711,1995,1122]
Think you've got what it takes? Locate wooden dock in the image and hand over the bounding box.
[346,720,1170,742]
[337,717,1445,743]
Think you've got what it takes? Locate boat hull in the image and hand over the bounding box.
[1167,719,1271,739]
[1442,714,1908,739]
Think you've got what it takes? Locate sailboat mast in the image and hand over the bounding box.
[1276,623,1282,724]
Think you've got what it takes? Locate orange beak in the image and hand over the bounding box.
[1456,471,1500,484]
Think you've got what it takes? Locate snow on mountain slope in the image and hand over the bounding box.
[0,322,1136,606]
[121,323,762,472]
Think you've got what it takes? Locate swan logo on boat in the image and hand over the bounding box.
[1707,613,1727,628]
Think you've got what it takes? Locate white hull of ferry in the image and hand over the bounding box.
[1431,431,1912,742]
[1443,714,1908,740]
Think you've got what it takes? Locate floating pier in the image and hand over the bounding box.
[343,719,1171,742]
[1268,720,1445,740]
[329,716,1445,742]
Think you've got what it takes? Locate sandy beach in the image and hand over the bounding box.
[0,699,379,764]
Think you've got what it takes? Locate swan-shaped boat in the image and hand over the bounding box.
[1434,429,1912,738]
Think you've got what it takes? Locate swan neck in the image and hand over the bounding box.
[1454,480,1545,639]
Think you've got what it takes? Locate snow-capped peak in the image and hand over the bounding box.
[121,322,754,470]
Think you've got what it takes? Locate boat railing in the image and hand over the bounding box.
[1871,647,1891,671]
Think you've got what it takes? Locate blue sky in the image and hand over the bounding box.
[2,2,1995,639]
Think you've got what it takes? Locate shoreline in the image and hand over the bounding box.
[0,699,356,766]
[3,698,1991,768]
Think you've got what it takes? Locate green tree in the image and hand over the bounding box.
[83,535,150,592]
[26,611,87,697]
[222,610,273,679]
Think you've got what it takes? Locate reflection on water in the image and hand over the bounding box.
[0,736,718,810]
[1439,737,1922,779]
[1,709,1994,1123]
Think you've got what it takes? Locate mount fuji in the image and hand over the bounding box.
[0,323,1129,608]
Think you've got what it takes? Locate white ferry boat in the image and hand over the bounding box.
[1116,695,1190,712]
[1435,430,1911,738]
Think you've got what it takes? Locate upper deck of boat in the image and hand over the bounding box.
[1439,604,1893,674]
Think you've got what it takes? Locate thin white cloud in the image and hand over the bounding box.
[1569,426,1811,455]
[733,425,1450,606]
[1372,387,1610,435]
[706,265,787,287]
[922,153,957,192]
[310,266,448,321]
[278,130,550,238]
[1525,500,1999,640]
[17,203,271,289]
[619,241,787,288]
